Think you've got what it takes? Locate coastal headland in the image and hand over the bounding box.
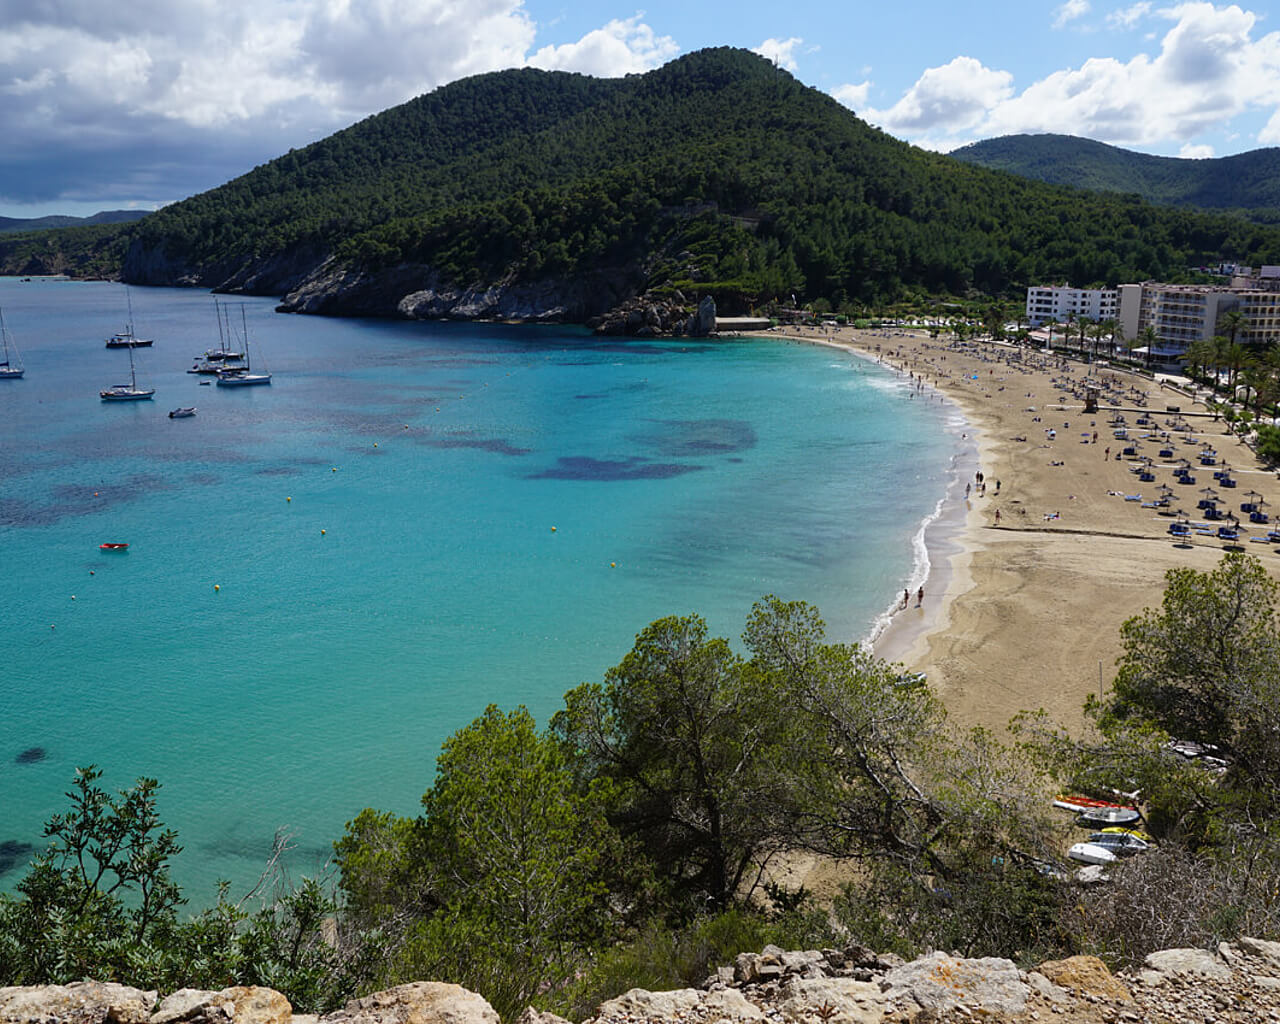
[768,325,1274,734]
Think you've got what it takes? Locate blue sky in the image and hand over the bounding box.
[1,1,1278,218]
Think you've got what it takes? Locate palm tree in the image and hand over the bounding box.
[1100,318,1119,359]
[1132,326,1159,369]
[1043,317,1056,352]
[1088,322,1107,362]
[1183,339,1215,382]
[1222,341,1249,390]
[1218,309,1250,349]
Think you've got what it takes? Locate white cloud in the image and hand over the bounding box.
[1179,141,1215,157]
[529,15,678,76]
[861,57,1014,135]
[753,37,803,72]
[831,81,871,109]
[876,2,1280,152]
[1053,0,1091,29]
[0,1,682,207]
[1107,2,1152,28]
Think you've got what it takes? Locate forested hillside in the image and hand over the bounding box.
[4,49,1280,319]
[951,134,1280,222]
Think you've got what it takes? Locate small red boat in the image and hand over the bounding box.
[99,542,129,550]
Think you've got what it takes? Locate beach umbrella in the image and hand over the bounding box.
[1245,489,1262,503]
[1200,486,1219,498]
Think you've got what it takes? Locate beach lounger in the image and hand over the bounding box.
[1124,494,1142,502]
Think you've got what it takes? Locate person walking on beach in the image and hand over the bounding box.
[916,585,924,608]
[901,589,909,610]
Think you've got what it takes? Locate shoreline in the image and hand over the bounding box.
[759,324,1280,733]
[771,329,986,668]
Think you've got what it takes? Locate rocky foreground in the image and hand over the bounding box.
[5,938,1280,1024]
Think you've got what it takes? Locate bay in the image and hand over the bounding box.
[0,278,961,898]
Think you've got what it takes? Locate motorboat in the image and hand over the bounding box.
[1068,831,1151,865]
[1076,805,1143,828]
[99,542,129,551]
[168,407,196,418]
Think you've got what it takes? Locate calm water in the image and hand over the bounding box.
[0,278,961,899]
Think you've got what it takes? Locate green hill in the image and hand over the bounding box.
[950,134,1280,219]
[0,210,150,235]
[4,50,1280,319]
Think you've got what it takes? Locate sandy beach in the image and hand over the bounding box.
[768,325,1279,734]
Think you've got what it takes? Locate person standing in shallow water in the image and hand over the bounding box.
[916,585,924,608]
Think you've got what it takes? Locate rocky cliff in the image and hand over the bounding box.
[274,258,644,323]
[6,937,1280,1024]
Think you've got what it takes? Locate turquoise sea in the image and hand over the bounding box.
[0,278,963,900]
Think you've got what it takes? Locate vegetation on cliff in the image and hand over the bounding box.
[951,134,1280,223]
[1,557,1277,1018]
[5,50,1280,314]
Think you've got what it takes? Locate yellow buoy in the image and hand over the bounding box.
[332,467,338,472]
[551,526,557,532]
[286,496,292,502]
[373,442,378,448]
[610,562,617,568]
[214,584,221,592]
[321,529,326,535]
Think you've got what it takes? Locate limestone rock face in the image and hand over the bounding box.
[693,295,716,337]
[775,976,884,1024]
[514,1008,573,1024]
[0,981,156,1024]
[326,983,499,1024]
[1240,936,1280,968]
[1036,955,1132,1003]
[151,987,291,1024]
[882,951,1029,1015]
[277,260,636,322]
[1143,947,1231,980]
[592,989,701,1020]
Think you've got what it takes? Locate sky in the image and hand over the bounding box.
[1,0,1279,218]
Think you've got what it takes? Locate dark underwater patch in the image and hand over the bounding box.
[425,436,532,456]
[528,457,705,481]
[629,418,757,457]
[0,840,33,875]
[15,747,45,765]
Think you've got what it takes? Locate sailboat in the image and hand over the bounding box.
[202,298,243,361]
[216,305,271,387]
[105,288,154,348]
[100,342,155,400]
[0,306,24,379]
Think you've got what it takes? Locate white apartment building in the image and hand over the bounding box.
[1025,285,1119,327]
[1117,274,1280,358]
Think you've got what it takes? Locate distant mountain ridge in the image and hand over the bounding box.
[2,51,1280,320]
[950,134,1280,218]
[0,210,150,235]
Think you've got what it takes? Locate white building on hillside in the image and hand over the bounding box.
[1025,285,1119,327]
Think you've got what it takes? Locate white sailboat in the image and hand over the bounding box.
[0,306,24,379]
[216,305,271,387]
[100,342,155,400]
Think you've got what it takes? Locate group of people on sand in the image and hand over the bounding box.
[900,585,925,610]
